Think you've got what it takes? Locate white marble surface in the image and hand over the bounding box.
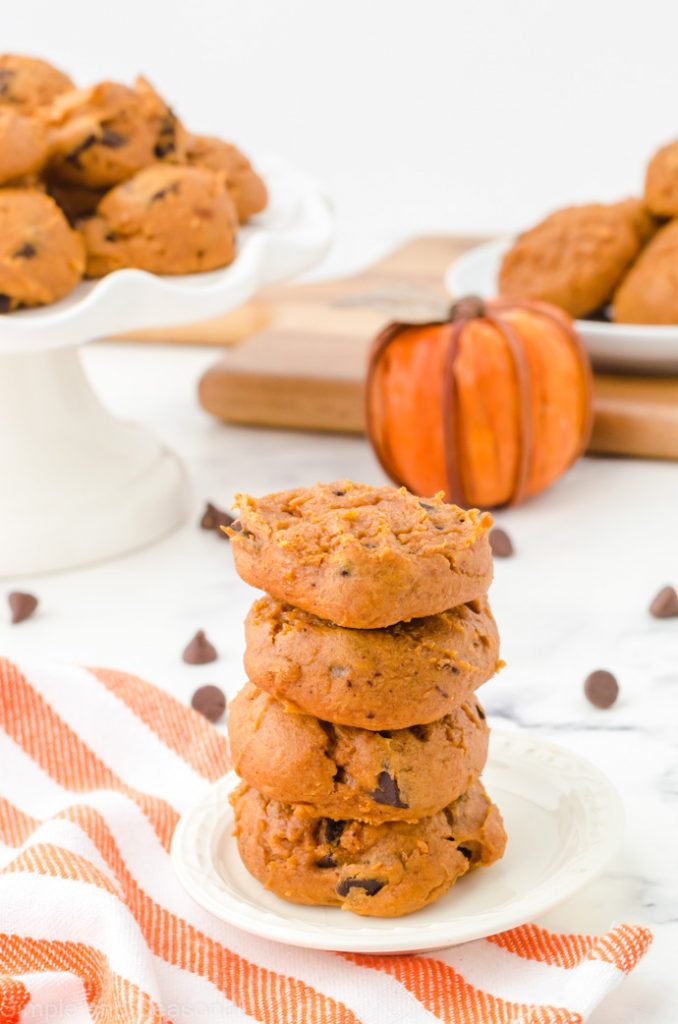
[1,271,677,1021]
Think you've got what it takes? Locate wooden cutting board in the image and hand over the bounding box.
[136,235,678,459]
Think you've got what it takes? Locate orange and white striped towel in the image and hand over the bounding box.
[0,656,651,1024]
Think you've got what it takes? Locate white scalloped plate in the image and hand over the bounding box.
[0,154,332,353]
[446,237,678,373]
[171,731,624,954]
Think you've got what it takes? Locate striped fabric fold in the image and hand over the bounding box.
[0,656,651,1023]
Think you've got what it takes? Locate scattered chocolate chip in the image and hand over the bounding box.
[584,669,619,709]
[190,684,226,723]
[65,133,98,167]
[370,771,408,808]
[476,704,486,720]
[200,501,235,537]
[649,585,678,619]
[458,845,473,860]
[12,243,36,259]
[182,629,218,665]
[100,127,126,148]
[489,527,514,558]
[315,855,336,869]
[322,819,345,844]
[336,877,385,897]
[0,294,12,313]
[8,591,38,624]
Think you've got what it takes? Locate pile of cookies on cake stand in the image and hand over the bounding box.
[227,480,506,917]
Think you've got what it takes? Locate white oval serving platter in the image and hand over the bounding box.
[171,730,624,954]
[446,237,678,374]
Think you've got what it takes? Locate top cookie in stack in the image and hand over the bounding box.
[227,480,507,918]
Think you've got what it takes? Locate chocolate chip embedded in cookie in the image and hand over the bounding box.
[499,200,652,319]
[80,164,238,277]
[46,78,185,190]
[0,189,85,310]
[228,682,489,822]
[0,53,73,113]
[244,595,500,729]
[230,481,493,629]
[231,779,506,917]
[0,107,48,185]
[182,133,267,222]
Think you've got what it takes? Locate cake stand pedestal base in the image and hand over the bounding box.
[0,347,188,577]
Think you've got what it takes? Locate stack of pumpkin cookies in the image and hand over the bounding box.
[227,480,507,917]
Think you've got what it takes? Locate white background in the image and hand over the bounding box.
[6,0,678,250]
[3,4,678,1021]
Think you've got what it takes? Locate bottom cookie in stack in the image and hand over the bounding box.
[231,780,506,918]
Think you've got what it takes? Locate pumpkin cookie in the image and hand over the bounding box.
[183,133,267,222]
[613,220,678,323]
[244,595,500,729]
[645,139,678,217]
[0,189,85,310]
[0,54,73,113]
[0,107,48,184]
[231,779,506,917]
[80,164,238,276]
[228,682,489,822]
[499,200,651,318]
[46,78,184,189]
[230,481,493,629]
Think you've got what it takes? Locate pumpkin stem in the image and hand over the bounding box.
[449,295,486,321]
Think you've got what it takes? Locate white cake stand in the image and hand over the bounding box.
[0,156,333,577]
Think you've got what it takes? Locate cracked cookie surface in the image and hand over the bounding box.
[230,480,493,628]
[80,163,238,276]
[231,779,506,917]
[228,682,489,822]
[244,594,500,728]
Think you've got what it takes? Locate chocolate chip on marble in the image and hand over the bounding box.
[336,877,385,897]
[8,591,38,624]
[190,684,226,723]
[182,629,218,665]
[370,771,408,808]
[12,243,36,259]
[200,501,235,537]
[584,669,619,709]
[489,527,514,558]
[649,585,678,619]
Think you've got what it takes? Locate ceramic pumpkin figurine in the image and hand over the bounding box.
[366,295,593,508]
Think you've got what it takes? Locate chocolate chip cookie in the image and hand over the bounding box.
[0,107,48,185]
[80,164,238,276]
[613,219,678,323]
[230,481,493,628]
[644,138,678,217]
[0,189,85,310]
[232,779,506,917]
[46,78,184,189]
[0,54,73,113]
[228,682,489,822]
[182,133,267,222]
[244,595,500,729]
[499,200,652,318]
